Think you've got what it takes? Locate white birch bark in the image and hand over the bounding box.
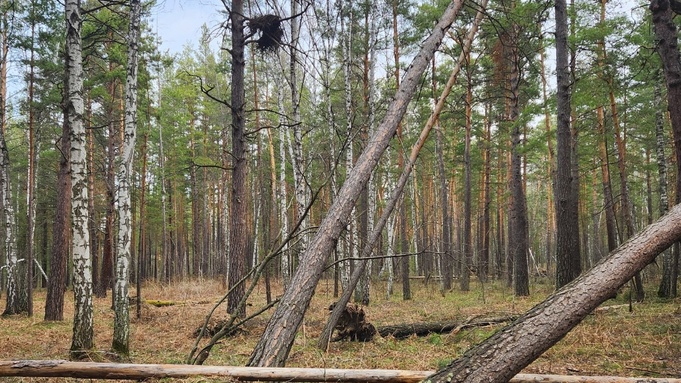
[1,109,18,316]
[113,0,141,355]
[340,2,354,291]
[290,0,309,265]
[66,0,93,355]
[1,2,19,316]
[276,70,290,288]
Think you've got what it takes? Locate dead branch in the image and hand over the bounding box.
[2,361,680,383]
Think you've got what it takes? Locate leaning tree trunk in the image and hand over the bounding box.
[425,202,681,383]
[66,0,94,357]
[248,0,464,367]
[112,0,141,355]
[650,0,681,297]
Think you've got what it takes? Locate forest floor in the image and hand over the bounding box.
[0,276,680,382]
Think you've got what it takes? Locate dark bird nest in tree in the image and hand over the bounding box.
[248,14,283,52]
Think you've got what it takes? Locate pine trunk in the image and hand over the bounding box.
[227,0,247,318]
[650,0,681,297]
[554,0,581,289]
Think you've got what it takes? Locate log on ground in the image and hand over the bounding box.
[1,360,681,383]
[377,315,516,339]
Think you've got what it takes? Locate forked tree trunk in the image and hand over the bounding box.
[426,202,681,383]
[112,0,141,355]
[66,0,94,356]
[248,0,464,367]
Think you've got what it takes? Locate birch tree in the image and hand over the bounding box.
[66,0,94,356]
[0,81,19,317]
[0,2,20,317]
[248,0,464,366]
[113,0,141,355]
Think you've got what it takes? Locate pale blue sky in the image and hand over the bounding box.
[151,0,225,55]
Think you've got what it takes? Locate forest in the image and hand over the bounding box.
[1,0,681,381]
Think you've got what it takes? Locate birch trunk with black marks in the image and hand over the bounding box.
[66,0,94,356]
[113,0,141,355]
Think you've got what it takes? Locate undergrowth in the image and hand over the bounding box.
[0,276,679,382]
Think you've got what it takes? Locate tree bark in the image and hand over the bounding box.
[45,87,71,321]
[377,316,515,339]
[3,361,681,383]
[656,75,674,297]
[554,0,581,289]
[425,202,681,383]
[507,24,529,297]
[227,0,247,318]
[650,0,681,297]
[248,0,464,367]
[66,0,94,356]
[0,5,20,317]
[112,0,141,355]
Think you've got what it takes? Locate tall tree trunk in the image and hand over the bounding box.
[45,75,71,321]
[650,0,681,299]
[0,9,7,302]
[113,0,141,355]
[434,58,452,292]
[0,7,20,317]
[137,131,148,317]
[555,0,581,289]
[392,0,411,301]
[461,57,472,293]
[248,0,464,366]
[508,23,529,297]
[227,0,247,318]
[539,31,555,274]
[276,80,289,287]
[25,8,37,317]
[655,72,675,297]
[0,72,19,317]
[290,0,308,273]
[66,0,93,357]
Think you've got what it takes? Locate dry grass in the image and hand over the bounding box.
[1,276,680,382]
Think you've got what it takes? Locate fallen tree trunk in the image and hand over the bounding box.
[377,316,516,339]
[1,360,680,383]
[425,202,681,383]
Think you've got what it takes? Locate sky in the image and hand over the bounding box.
[150,0,225,55]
